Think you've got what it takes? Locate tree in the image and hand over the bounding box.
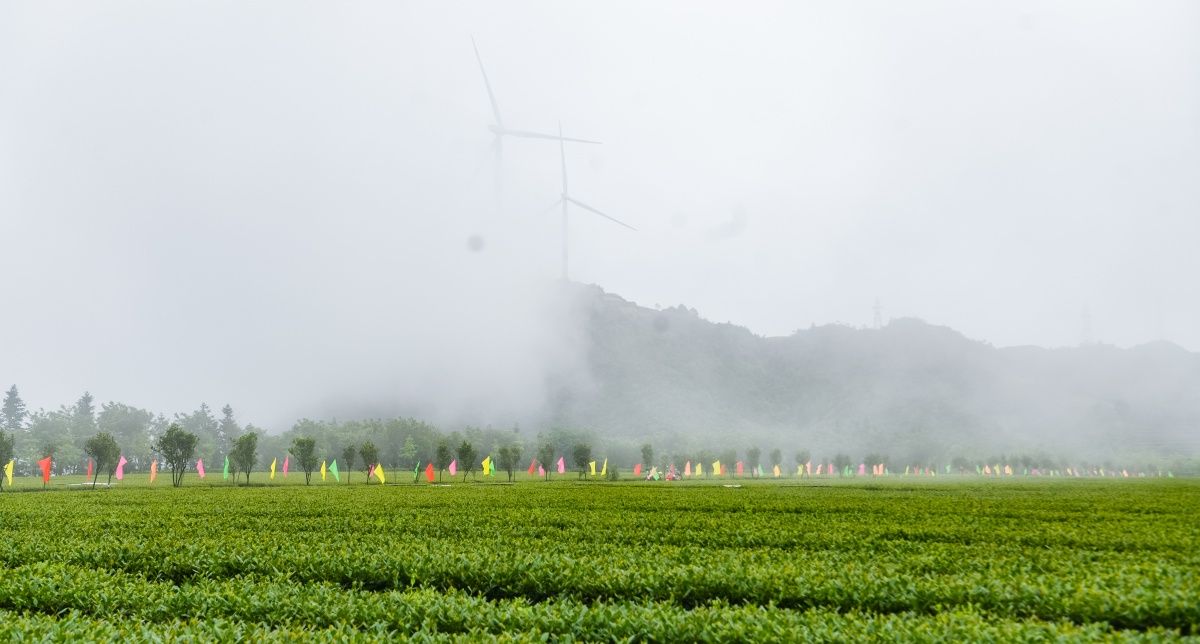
[434,441,452,482]
[746,447,762,476]
[71,392,98,449]
[640,443,654,470]
[572,443,593,479]
[230,432,258,484]
[0,430,14,491]
[341,445,357,484]
[950,456,970,475]
[769,448,782,471]
[536,443,556,481]
[289,437,318,485]
[360,441,379,481]
[720,449,737,476]
[1,385,26,435]
[456,440,478,482]
[97,403,153,473]
[795,449,812,477]
[833,453,851,477]
[84,432,121,489]
[153,424,198,487]
[217,404,242,459]
[402,435,417,468]
[496,444,521,482]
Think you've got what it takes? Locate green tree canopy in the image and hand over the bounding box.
[84,432,121,489]
[289,436,318,485]
[230,431,258,484]
[153,424,198,487]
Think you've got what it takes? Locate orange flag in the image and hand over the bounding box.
[38,456,52,483]
[425,462,435,482]
[684,461,692,476]
[528,460,536,475]
[150,460,158,483]
[634,463,642,476]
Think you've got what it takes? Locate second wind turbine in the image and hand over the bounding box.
[550,123,636,281]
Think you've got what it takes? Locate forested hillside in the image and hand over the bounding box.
[542,283,1200,464]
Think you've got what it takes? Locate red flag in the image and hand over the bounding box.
[720,464,726,475]
[634,463,642,476]
[87,459,93,480]
[736,461,744,476]
[528,460,536,475]
[39,456,52,483]
[424,462,435,482]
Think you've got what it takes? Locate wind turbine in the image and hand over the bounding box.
[471,37,599,201]
[550,122,636,280]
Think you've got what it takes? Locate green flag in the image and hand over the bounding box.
[945,464,951,474]
[223,456,230,480]
[413,461,420,482]
[976,465,982,474]
[330,459,340,482]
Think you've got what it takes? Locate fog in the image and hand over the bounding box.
[1,1,1198,434]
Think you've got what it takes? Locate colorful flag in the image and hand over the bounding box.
[150,460,157,483]
[601,458,607,476]
[270,458,277,479]
[87,459,93,480]
[368,464,375,479]
[720,464,726,476]
[283,456,289,477]
[115,456,127,481]
[557,457,565,474]
[376,464,385,484]
[528,460,536,476]
[321,460,327,481]
[330,459,340,482]
[425,462,434,482]
[736,461,744,476]
[4,460,13,486]
[449,460,457,476]
[38,456,52,483]
[223,456,230,480]
[945,464,951,474]
[589,461,596,476]
[696,462,703,476]
[713,461,721,476]
[774,464,780,477]
[797,464,803,475]
[413,461,420,482]
[483,456,492,476]
[685,461,692,476]
[816,463,823,476]
[197,459,205,478]
[634,463,642,476]
[805,461,811,476]
[538,465,545,477]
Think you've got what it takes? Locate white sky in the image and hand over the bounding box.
[1,1,1198,426]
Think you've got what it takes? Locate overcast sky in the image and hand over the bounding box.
[2,2,1198,427]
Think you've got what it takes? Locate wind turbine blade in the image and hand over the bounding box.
[541,199,564,216]
[503,128,601,144]
[566,197,637,231]
[471,36,504,129]
[466,136,501,188]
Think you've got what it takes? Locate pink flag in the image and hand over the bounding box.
[538,465,545,477]
[828,462,834,475]
[115,456,128,481]
[449,460,457,476]
[816,463,823,475]
[685,461,691,476]
[283,456,289,477]
[197,459,206,478]
[368,464,375,479]
[557,457,565,474]
[858,463,865,475]
[806,461,811,475]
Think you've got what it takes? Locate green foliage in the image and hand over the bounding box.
[152,424,197,487]
[572,443,592,479]
[455,440,477,482]
[359,442,378,479]
[1,385,26,434]
[83,432,121,488]
[288,437,318,486]
[230,432,258,484]
[769,447,782,468]
[0,429,13,490]
[745,447,761,474]
[341,445,356,484]
[536,443,556,481]
[433,441,451,483]
[496,444,521,482]
[640,443,653,470]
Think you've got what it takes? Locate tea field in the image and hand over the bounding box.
[0,478,1197,641]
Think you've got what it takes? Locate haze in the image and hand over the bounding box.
[1,1,1198,430]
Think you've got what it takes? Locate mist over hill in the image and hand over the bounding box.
[538,283,1200,464]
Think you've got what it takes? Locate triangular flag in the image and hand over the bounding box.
[223,455,230,480]
[330,459,340,482]
[449,460,457,476]
[376,464,385,484]
[4,460,13,487]
[150,460,157,483]
[197,458,205,478]
[797,464,803,475]
[414,461,420,482]
[816,463,822,476]
[806,461,811,476]
[38,456,52,483]
[713,461,720,476]
[538,465,545,477]
[115,456,127,481]
[283,456,289,477]
[368,464,375,479]
[425,462,434,482]
[589,461,596,476]
[557,457,564,474]
[697,462,703,476]
[601,458,607,476]
[634,463,642,476]
[483,456,492,475]
[270,458,277,479]
[87,459,93,480]
[721,464,726,475]
[736,461,744,476]
[774,464,780,477]
[528,460,536,475]
[321,460,327,481]
[685,461,692,476]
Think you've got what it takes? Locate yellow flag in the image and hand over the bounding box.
[696,462,703,476]
[589,461,596,476]
[482,456,491,475]
[321,460,327,481]
[376,465,386,484]
[3,460,12,486]
[797,464,803,475]
[773,464,780,478]
[270,458,277,479]
[601,458,607,476]
[713,461,721,476]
